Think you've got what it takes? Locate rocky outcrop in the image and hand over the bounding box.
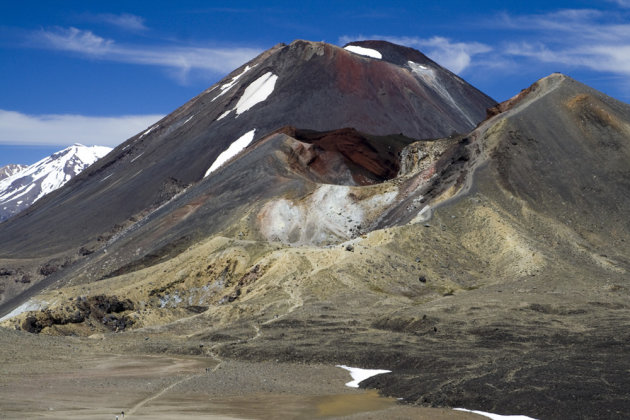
[20,295,134,334]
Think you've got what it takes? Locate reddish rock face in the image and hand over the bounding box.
[283,127,412,185]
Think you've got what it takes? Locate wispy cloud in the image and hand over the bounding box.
[339,35,492,74]
[497,9,630,76]
[30,27,263,83]
[342,7,630,89]
[386,36,491,73]
[95,13,148,31]
[39,27,114,56]
[0,110,164,147]
[607,0,630,8]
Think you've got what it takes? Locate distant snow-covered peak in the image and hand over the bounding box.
[0,144,112,221]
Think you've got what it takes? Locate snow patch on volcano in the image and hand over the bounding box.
[139,124,158,139]
[212,64,256,102]
[205,129,256,177]
[235,72,278,115]
[215,72,278,120]
[344,45,382,59]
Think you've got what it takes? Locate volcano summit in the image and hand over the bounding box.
[0,40,629,419]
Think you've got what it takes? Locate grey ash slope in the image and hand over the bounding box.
[476,74,630,260]
[0,39,494,302]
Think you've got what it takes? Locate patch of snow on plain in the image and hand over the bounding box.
[234,72,278,115]
[344,45,382,59]
[336,365,391,388]
[0,300,47,322]
[454,408,538,420]
[204,129,256,177]
[211,64,256,102]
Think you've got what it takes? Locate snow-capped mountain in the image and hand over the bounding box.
[0,164,27,181]
[0,144,111,222]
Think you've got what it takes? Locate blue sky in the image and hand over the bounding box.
[2,0,630,166]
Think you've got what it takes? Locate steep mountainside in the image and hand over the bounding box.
[0,40,494,304]
[0,144,111,222]
[1,41,629,418]
[0,164,27,181]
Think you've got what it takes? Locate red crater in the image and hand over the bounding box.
[277,126,416,186]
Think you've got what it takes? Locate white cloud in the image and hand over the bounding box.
[495,8,630,42]
[0,110,164,147]
[97,13,147,31]
[507,42,630,76]
[32,27,263,81]
[341,8,630,89]
[40,27,113,56]
[393,36,492,73]
[339,35,492,74]
[607,0,630,7]
[498,9,630,76]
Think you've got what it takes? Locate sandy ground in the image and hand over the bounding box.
[0,328,488,420]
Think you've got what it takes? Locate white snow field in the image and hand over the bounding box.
[336,365,391,388]
[454,408,538,420]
